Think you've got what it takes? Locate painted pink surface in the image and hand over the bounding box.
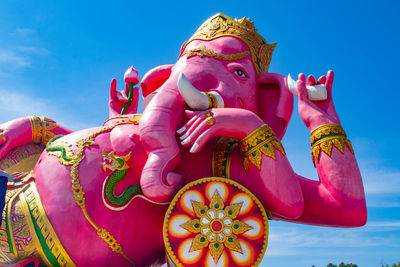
[0,36,366,266]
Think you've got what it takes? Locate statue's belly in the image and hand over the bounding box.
[33,124,166,266]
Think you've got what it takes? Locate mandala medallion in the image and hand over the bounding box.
[164,177,269,267]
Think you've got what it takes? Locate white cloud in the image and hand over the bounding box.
[367,221,400,227]
[0,88,94,130]
[16,46,51,55]
[265,220,400,258]
[362,167,400,195]
[9,28,36,37]
[0,49,31,68]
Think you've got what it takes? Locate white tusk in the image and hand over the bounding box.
[287,73,327,101]
[177,73,211,110]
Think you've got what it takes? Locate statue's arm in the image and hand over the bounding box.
[280,71,367,226]
[0,116,73,158]
[291,148,366,227]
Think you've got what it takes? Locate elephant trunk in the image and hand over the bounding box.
[139,76,186,202]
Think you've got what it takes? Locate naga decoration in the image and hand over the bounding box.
[0,13,366,267]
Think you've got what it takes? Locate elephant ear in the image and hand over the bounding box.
[140,64,174,97]
[257,72,293,140]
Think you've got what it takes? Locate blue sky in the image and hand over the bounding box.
[0,0,399,266]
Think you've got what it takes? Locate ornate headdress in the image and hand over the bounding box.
[180,13,277,73]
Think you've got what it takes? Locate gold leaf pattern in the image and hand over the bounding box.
[190,234,209,252]
[186,46,250,61]
[181,189,253,263]
[232,220,253,235]
[30,116,59,145]
[180,13,276,73]
[180,219,201,233]
[210,191,225,210]
[320,140,333,156]
[311,135,355,165]
[224,203,242,219]
[164,177,270,266]
[224,234,242,253]
[191,200,209,218]
[310,123,347,145]
[239,125,286,173]
[209,242,224,263]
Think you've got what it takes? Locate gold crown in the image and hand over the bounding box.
[180,13,276,73]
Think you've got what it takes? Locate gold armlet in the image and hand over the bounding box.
[239,125,285,174]
[30,116,58,145]
[311,124,354,165]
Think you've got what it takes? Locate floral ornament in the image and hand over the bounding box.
[164,177,269,267]
[180,190,252,263]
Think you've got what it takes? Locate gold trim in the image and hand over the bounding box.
[212,137,238,178]
[205,93,218,108]
[180,13,276,74]
[311,136,354,165]
[163,177,269,267]
[310,123,347,145]
[30,116,58,145]
[5,190,19,256]
[0,182,75,266]
[239,125,285,173]
[102,114,142,126]
[186,46,250,61]
[180,191,251,262]
[18,186,52,267]
[310,124,354,165]
[0,187,20,262]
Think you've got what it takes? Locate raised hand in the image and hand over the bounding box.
[109,66,140,118]
[297,70,340,131]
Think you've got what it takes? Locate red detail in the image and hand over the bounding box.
[7,258,40,267]
[211,221,222,231]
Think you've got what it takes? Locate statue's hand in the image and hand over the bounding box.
[109,78,139,118]
[297,70,340,131]
[0,117,32,159]
[177,108,264,153]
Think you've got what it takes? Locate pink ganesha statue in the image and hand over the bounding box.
[0,13,366,267]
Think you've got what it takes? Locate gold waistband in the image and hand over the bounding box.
[0,181,75,266]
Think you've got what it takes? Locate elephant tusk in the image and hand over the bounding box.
[178,73,213,110]
[287,73,327,101]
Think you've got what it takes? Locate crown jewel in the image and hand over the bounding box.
[181,13,276,73]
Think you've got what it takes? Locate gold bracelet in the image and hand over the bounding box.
[30,116,58,145]
[239,125,285,174]
[310,123,346,145]
[311,124,354,165]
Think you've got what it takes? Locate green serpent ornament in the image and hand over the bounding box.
[47,136,142,210]
[46,135,76,165]
[102,150,142,210]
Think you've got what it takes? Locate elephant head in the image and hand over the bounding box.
[139,13,293,202]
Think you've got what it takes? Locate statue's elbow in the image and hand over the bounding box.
[345,201,367,227]
[354,202,368,227]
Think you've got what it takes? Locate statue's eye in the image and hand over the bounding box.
[234,69,247,78]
